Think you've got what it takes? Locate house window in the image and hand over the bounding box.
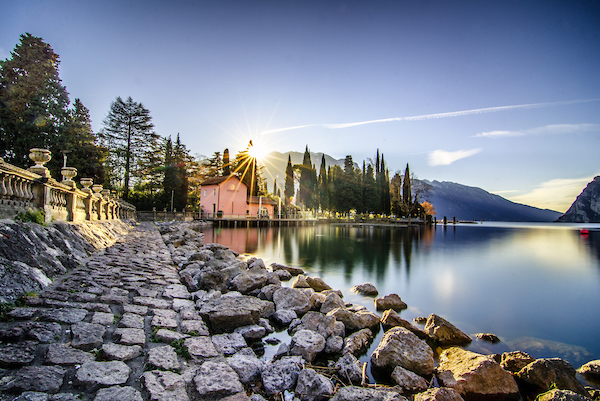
[203,190,207,197]
[213,189,217,196]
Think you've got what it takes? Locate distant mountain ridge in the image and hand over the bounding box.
[556,176,600,223]
[419,179,561,222]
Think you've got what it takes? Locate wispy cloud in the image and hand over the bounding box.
[428,148,482,166]
[261,99,600,135]
[508,175,598,212]
[474,123,600,138]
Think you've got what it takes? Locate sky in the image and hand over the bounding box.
[2,0,599,213]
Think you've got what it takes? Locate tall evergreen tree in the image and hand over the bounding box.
[390,172,403,216]
[100,96,158,200]
[162,137,177,209]
[223,148,230,175]
[284,154,294,205]
[299,146,316,209]
[318,155,328,212]
[233,140,262,196]
[173,134,189,209]
[402,163,412,216]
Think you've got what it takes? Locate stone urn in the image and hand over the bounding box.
[92,184,103,194]
[61,167,77,189]
[28,148,52,177]
[80,178,93,194]
[101,189,111,198]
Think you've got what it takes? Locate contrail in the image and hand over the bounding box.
[260,99,600,135]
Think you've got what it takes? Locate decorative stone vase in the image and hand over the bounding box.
[80,178,93,194]
[92,184,103,194]
[61,167,77,189]
[28,148,52,178]
[101,189,111,197]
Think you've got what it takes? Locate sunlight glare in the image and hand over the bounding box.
[248,141,269,162]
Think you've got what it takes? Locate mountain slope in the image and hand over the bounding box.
[556,176,600,222]
[419,180,562,222]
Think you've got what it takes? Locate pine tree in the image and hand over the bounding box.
[163,137,177,210]
[284,154,294,205]
[223,148,230,176]
[390,172,403,216]
[100,96,159,200]
[318,155,328,212]
[299,146,315,209]
[402,163,412,216]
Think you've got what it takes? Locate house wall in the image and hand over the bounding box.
[248,202,275,218]
[200,178,248,218]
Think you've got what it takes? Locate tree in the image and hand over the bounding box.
[318,155,328,212]
[233,140,262,197]
[390,172,403,216]
[299,146,317,209]
[421,201,436,217]
[100,96,159,200]
[284,155,294,205]
[402,163,412,216]
[223,148,230,176]
[173,134,190,209]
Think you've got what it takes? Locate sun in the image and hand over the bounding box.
[248,141,269,163]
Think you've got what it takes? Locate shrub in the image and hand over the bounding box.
[15,209,45,225]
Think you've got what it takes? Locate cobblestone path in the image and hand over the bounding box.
[0,222,233,401]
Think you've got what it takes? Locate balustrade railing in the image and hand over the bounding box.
[0,150,136,223]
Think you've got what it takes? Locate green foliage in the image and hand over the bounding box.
[284,154,294,205]
[15,209,45,225]
[171,338,191,360]
[0,302,14,321]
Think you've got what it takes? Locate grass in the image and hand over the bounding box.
[15,209,46,225]
[171,338,191,360]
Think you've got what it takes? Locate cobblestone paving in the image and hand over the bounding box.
[0,222,239,401]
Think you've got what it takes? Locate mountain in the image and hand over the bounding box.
[418,179,562,222]
[556,176,600,223]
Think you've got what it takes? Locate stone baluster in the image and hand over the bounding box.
[0,174,7,198]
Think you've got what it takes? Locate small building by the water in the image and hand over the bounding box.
[199,174,275,219]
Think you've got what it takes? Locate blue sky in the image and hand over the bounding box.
[2,0,599,212]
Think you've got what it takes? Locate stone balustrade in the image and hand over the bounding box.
[0,149,135,223]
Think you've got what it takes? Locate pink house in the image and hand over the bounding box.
[200,175,276,219]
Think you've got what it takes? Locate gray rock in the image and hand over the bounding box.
[272,287,311,315]
[424,314,471,346]
[113,327,145,345]
[374,294,407,311]
[414,388,465,401]
[143,370,189,401]
[75,361,131,387]
[330,386,406,401]
[185,336,220,360]
[371,327,434,376]
[3,365,66,393]
[325,335,344,354]
[500,350,536,373]
[235,324,267,341]
[151,314,177,329]
[326,308,364,331]
[180,319,209,335]
[273,309,298,326]
[381,309,428,339]
[71,322,106,350]
[0,341,38,367]
[335,353,363,385]
[227,348,265,384]
[50,394,81,401]
[212,332,248,355]
[101,343,143,361]
[41,307,88,324]
[437,347,520,401]
[45,343,95,365]
[291,311,336,339]
[391,365,428,393]
[271,263,304,276]
[194,360,244,398]
[118,312,145,328]
[343,328,374,356]
[262,357,303,395]
[172,298,195,311]
[305,276,332,292]
[199,295,274,333]
[274,269,293,281]
[578,359,600,379]
[164,283,191,299]
[91,311,114,325]
[123,304,148,315]
[295,368,335,401]
[290,329,326,362]
[14,392,49,401]
[320,292,346,314]
[556,176,600,223]
[232,265,268,294]
[148,345,180,371]
[154,329,190,343]
[133,296,171,309]
[25,322,62,342]
[94,386,144,401]
[535,389,589,401]
[351,282,378,296]
[516,358,588,397]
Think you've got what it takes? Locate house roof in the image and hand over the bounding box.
[200,174,241,186]
[247,196,277,205]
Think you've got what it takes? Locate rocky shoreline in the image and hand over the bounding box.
[0,220,599,400]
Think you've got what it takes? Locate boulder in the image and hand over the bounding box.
[231,266,268,294]
[259,284,281,301]
[500,351,536,373]
[305,276,332,292]
[290,329,326,362]
[371,327,434,377]
[535,389,589,401]
[436,347,519,401]
[272,287,311,315]
[352,282,379,296]
[310,292,327,310]
[475,333,501,343]
[234,324,267,342]
[391,365,428,393]
[335,353,363,385]
[516,358,588,397]
[271,263,304,276]
[292,274,311,288]
[261,356,303,395]
[227,348,264,384]
[147,345,180,371]
[330,386,406,401]
[374,294,407,311]
[212,332,248,356]
[414,388,465,401]
[343,328,373,356]
[75,361,131,387]
[295,368,335,401]
[424,314,471,345]
[143,370,189,401]
[199,295,274,333]
[325,335,344,354]
[291,311,336,339]
[194,360,244,399]
[326,308,364,331]
[2,365,66,393]
[357,310,381,329]
[381,309,428,339]
[578,359,600,379]
[272,309,298,326]
[274,269,293,281]
[320,293,346,314]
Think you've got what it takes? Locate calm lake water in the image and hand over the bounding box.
[201,222,600,380]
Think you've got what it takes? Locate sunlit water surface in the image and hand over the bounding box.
[201,222,600,382]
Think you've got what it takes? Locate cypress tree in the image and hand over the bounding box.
[223,148,230,175]
[284,154,294,205]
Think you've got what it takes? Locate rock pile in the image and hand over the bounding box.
[0,220,598,401]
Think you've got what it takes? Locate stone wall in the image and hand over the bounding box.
[0,219,133,303]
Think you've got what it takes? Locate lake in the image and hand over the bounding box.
[200,222,600,382]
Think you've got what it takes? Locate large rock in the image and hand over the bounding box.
[1,365,66,393]
[424,314,471,345]
[326,308,364,331]
[436,347,519,401]
[212,332,248,355]
[143,370,189,401]
[291,311,336,339]
[334,353,363,385]
[261,356,302,395]
[535,389,589,401]
[320,292,346,314]
[577,359,600,379]
[290,329,326,362]
[227,348,265,384]
[370,327,434,376]
[516,358,588,397]
[193,360,245,399]
[231,265,268,294]
[374,294,407,311]
[343,328,373,356]
[352,282,378,295]
[391,365,428,393]
[272,287,311,315]
[295,368,335,401]
[414,388,465,401]
[499,350,536,373]
[147,345,180,371]
[305,276,332,292]
[381,309,427,339]
[0,341,38,367]
[94,386,144,401]
[75,361,131,387]
[199,295,274,333]
[45,343,95,365]
[271,263,304,276]
[71,322,106,350]
[330,386,406,401]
